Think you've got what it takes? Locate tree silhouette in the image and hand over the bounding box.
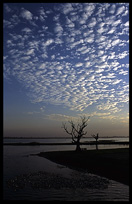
[62,116,90,151]
[91,133,99,150]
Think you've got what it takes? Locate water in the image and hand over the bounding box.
[3,137,129,201]
[3,136,129,143]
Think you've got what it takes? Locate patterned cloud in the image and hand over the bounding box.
[4,3,129,114]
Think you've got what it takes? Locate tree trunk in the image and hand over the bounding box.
[96,139,98,150]
[75,140,81,152]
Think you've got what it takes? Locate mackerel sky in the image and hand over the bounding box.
[3,3,129,137]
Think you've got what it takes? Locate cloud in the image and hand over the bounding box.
[106,73,116,79]
[45,39,54,46]
[46,114,78,122]
[3,19,13,29]
[95,68,104,73]
[4,14,21,29]
[95,35,106,43]
[116,5,125,16]
[97,100,120,113]
[112,79,122,85]
[75,62,83,67]
[65,17,75,28]
[84,3,95,16]
[109,4,116,14]
[62,3,74,14]
[70,39,84,49]
[21,56,31,61]
[88,17,97,28]
[38,7,48,22]
[39,63,46,69]
[54,22,63,32]
[22,27,32,33]
[81,48,91,55]
[124,21,129,27]
[20,8,33,20]
[4,4,12,13]
[118,69,128,75]
[112,19,122,27]
[85,62,91,67]
[26,49,34,55]
[117,51,128,59]
[4,3,129,114]
[90,111,111,117]
[97,50,104,56]
[112,39,120,46]
[107,28,116,34]
[84,35,94,43]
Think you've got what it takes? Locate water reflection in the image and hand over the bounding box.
[3,145,129,201]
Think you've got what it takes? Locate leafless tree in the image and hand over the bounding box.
[91,133,99,150]
[62,116,90,151]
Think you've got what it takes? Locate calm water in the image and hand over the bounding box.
[3,138,129,201]
[3,136,129,143]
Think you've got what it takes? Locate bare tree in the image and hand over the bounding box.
[62,116,90,151]
[91,133,99,150]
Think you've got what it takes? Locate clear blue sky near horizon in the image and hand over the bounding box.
[3,3,129,138]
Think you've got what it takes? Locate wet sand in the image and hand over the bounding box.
[37,148,129,186]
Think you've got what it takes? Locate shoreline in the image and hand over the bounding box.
[37,148,129,186]
[3,141,129,146]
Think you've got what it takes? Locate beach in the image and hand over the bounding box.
[37,148,129,186]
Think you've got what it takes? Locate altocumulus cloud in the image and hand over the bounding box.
[20,8,33,20]
[4,3,129,114]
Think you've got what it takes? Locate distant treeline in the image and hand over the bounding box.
[4,136,70,139]
[4,136,129,139]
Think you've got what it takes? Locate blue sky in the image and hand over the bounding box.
[3,3,129,137]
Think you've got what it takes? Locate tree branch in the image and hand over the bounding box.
[68,120,79,135]
[62,122,72,135]
[62,116,90,146]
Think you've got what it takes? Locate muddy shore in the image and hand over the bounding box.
[37,148,129,185]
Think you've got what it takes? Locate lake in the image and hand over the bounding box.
[3,137,129,201]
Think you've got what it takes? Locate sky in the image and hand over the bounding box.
[3,3,129,138]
